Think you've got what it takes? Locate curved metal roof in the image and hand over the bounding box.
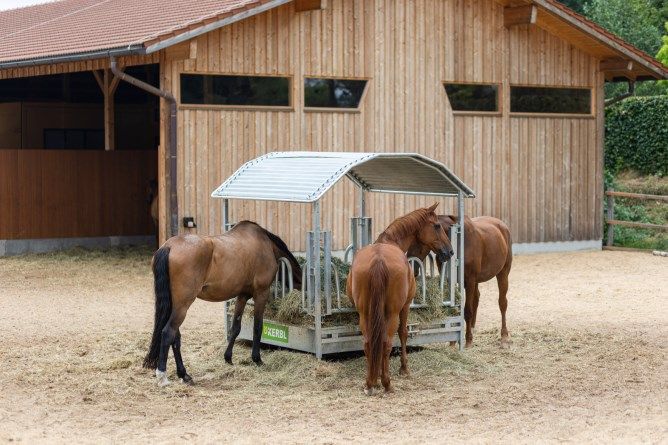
[211,151,475,203]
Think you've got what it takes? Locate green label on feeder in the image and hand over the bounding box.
[262,322,289,343]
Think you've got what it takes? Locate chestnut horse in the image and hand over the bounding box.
[143,221,302,386]
[407,215,512,348]
[346,203,454,395]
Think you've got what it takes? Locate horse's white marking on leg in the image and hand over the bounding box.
[155,369,170,387]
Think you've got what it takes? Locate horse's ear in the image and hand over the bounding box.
[427,202,439,213]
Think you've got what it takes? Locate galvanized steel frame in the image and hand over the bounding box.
[216,151,472,357]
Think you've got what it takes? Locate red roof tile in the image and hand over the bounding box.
[0,0,273,64]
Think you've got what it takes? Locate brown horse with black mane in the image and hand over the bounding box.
[143,220,302,386]
[408,215,512,348]
[346,203,454,395]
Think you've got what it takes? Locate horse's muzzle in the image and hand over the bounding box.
[437,249,454,263]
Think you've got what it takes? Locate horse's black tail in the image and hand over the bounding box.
[143,246,172,369]
[261,227,303,290]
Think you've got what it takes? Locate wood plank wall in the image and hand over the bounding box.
[0,150,156,239]
[160,0,603,249]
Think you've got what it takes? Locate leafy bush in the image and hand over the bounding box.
[605,96,668,176]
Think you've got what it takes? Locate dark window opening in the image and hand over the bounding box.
[443,83,499,112]
[44,128,104,149]
[180,74,290,106]
[510,86,591,114]
[304,78,367,109]
[0,64,160,150]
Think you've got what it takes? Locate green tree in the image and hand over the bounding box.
[556,0,591,15]
[584,0,662,56]
[658,22,668,89]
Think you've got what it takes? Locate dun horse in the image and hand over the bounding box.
[143,221,302,386]
[408,215,512,348]
[346,203,454,395]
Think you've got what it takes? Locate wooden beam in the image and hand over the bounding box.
[92,70,103,91]
[295,0,325,12]
[504,5,537,27]
[103,69,115,151]
[600,59,634,72]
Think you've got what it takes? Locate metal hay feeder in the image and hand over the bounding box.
[211,151,475,358]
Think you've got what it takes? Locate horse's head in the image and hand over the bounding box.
[146,179,158,204]
[415,203,454,263]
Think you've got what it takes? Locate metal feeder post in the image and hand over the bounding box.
[457,191,466,351]
[222,198,230,336]
[312,200,323,359]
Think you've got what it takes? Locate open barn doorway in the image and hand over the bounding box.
[0,64,160,255]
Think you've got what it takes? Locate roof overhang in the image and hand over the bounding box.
[496,0,668,80]
[211,152,475,203]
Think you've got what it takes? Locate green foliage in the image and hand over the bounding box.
[585,0,663,56]
[604,174,668,250]
[605,96,668,176]
[556,0,591,15]
[658,22,668,89]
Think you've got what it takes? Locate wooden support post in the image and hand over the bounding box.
[503,5,537,27]
[103,70,115,151]
[93,69,121,151]
[606,192,614,247]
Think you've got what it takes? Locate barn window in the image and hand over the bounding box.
[443,83,499,113]
[510,86,591,115]
[304,78,368,109]
[180,74,291,107]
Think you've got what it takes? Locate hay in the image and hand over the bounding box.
[262,261,461,327]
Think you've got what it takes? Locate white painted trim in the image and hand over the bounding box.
[0,236,154,256]
[511,240,602,255]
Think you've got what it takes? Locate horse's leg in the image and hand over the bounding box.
[497,271,511,348]
[251,290,269,365]
[463,278,477,348]
[224,296,248,365]
[172,329,193,384]
[156,303,190,386]
[398,302,410,376]
[381,340,394,393]
[470,284,481,332]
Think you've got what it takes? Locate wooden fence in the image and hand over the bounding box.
[605,190,668,248]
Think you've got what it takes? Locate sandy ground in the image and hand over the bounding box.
[0,248,666,444]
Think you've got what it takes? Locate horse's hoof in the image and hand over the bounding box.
[500,337,511,349]
[180,374,194,385]
[155,370,170,387]
[224,355,233,365]
[253,358,264,366]
[384,386,395,394]
[399,368,410,377]
[465,341,473,349]
[364,387,374,396]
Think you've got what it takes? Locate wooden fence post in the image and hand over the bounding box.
[606,191,614,247]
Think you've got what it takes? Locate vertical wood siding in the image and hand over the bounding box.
[161,0,603,249]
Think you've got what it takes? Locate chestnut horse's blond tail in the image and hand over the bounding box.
[366,257,388,384]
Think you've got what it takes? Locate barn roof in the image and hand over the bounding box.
[0,0,666,79]
[211,152,476,203]
[0,0,289,67]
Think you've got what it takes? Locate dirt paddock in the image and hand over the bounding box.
[0,248,666,443]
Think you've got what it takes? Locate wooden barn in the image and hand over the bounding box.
[0,0,666,255]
